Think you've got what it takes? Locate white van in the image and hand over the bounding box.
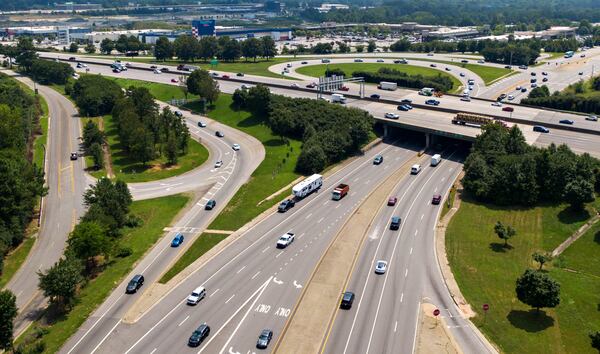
[431,154,442,166]
[411,164,422,174]
[187,286,206,305]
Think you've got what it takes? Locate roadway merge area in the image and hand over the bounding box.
[59,141,421,354]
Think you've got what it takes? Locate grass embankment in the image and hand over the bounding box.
[446,198,600,354]
[0,238,35,289]
[295,63,463,92]
[119,56,299,80]
[108,77,199,102]
[88,115,209,183]
[159,233,228,283]
[18,194,190,353]
[159,94,303,283]
[414,58,514,85]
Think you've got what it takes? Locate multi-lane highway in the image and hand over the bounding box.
[59,140,422,354]
[322,149,493,354]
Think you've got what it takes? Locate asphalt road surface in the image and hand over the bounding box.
[59,140,422,354]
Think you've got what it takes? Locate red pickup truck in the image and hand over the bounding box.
[332,184,350,200]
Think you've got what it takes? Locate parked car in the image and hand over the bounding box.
[306,83,317,88]
[579,72,584,75]
[533,125,550,133]
[374,260,388,274]
[171,233,184,247]
[126,274,144,294]
[521,88,527,93]
[445,67,451,71]
[340,291,355,309]
[150,65,157,69]
[388,197,397,206]
[460,96,471,102]
[459,72,465,77]
[354,58,363,63]
[188,324,210,347]
[385,112,399,119]
[174,110,183,117]
[432,194,442,205]
[205,199,216,210]
[542,77,548,82]
[508,95,515,101]
[290,83,299,88]
[491,101,502,107]
[256,329,273,349]
[278,199,295,212]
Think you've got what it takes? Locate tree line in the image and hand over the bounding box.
[521,79,600,115]
[352,67,455,92]
[99,35,148,56]
[232,85,373,174]
[153,35,277,62]
[462,123,598,208]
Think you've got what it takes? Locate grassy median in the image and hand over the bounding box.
[413,58,513,85]
[445,198,600,354]
[16,194,190,353]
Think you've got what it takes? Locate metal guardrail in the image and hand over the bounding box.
[45,55,600,137]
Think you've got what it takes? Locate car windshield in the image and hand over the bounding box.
[377,262,385,268]
[260,332,269,339]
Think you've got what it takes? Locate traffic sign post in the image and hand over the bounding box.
[482,303,489,325]
[433,308,441,327]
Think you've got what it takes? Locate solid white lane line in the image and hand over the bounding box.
[210,289,220,298]
[420,214,424,220]
[405,269,408,277]
[236,266,246,274]
[178,316,190,327]
[150,348,157,354]
[400,293,404,303]
[394,321,398,333]
[414,229,418,236]
[305,213,313,219]
[410,247,413,255]
[225,294,235,304]
[251,271,261,280]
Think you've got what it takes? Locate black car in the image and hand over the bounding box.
[498,93,507,101]
[205,199,216,210]
[504,65,512,69]
[340,291,355,309]
[301,61,308,64]
[126,274,144,294]
[256,329,273,349]
[70,152,78,161]
[397,105,409,111]
[400,98,412,104]
[150,65,157,69]
[161,67,169,72]
[68,56,77,61]
[174,110,183,117]
[370,94,380,100]
[278,199,295,212]
[215,131,224,137]
[521,88,527,93]
[542,77,548,82]
[188,324,210,347]
[237,72,245,77]
[559,119,574,125]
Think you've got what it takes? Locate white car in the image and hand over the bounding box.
[186,286,206,305]
[374,260,388,274]
[232,144,241,151]
[586,115,598,121]
[241,84,253,90]
[411,164,421,174]
[276,232,295,248]
[508,95,515,101]
[477,59,485,64]
[290,83,299,88]
[516,86,522,90]
[214,160,223,168]
[384,112,399,119]
[198,121,206,127]
[153,69,161,74]
[492,101,503,107]
[460,96,471,102]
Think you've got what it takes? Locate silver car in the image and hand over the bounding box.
[374,260,388,274]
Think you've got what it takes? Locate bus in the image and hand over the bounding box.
[564,51,574,58]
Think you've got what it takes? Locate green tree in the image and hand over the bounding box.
[0,290,17,350]
[187,69,220,104]
[30,59,74,84]
[174,35,200,61]
[89,142,103,169]
[515,269,560,312]
[15,37,37,72]
[241,38,262,62]
[83,178,132,229]
[165,132,178,165]
[67,221,111,273]
[590,330,600,351]
[260,36,277,59]
[528,85,550,98]
[84,42,96,54]
[199,36,219,61]
[246,85,271,116]
[532,252,552,270]
[563,178,595,210]
[221,39,241,61]
[115,34,128,54]
[296,142,327,174]
[154,36,174,61]
[71,75,123,116]
[355,44,364,53]
[69,42,78,53]
[82,120,104,151]
[130,127,155,165]
[38,257,83,310]
[367,40,376,52]
[100,38,114,55]
[494,221,516,247]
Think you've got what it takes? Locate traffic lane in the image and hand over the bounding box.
[534,129,600,158]
[368,157,463,354]
[112,143,419,354]
[327,152,457,354]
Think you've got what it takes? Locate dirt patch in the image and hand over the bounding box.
[149,163,181,172]
[416,303,461,354]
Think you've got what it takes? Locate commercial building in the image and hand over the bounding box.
[422,27,480,41]
[316,3,350,13]
[0,26,91,43]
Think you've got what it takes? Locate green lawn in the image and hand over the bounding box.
[108,77,199,102]
[413,58,514,85]
[295,63,462,91]
[446,198,600,354]
[159,94,303,282]
[159,233,228,283]
[119,56,299,80]
[34,96,49,168]
[0,237,35,289]
[16,194,190,353]
[88,115,209,183]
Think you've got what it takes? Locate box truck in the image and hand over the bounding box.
[431,154,441,166]
[378,81,398,91]
[331,93,347,104]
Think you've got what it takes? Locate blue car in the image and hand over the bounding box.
[425,99,440,106]
[559,119,574,125]
[533,125,550,133]
[397,105,410,111]
[171,233,184,247]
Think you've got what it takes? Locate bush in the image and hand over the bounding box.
[296,143,327,174]
[116,246,132,258]
[353,67,454,92]
[30,59,73,85]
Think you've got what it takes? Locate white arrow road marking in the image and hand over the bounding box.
[228,347,240,354]
[293,280,302,289]
[273,277,283,285]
